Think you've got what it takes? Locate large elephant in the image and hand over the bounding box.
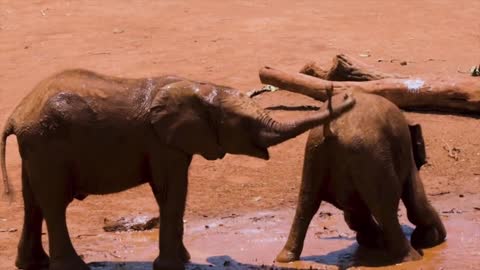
[0,69,354,270]
[276,93,446,264]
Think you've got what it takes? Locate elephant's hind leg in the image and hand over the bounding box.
[15,163,50,270]
[402,168,446,249]
[28,158,89,270]
[276,185,323,263]
[343,203,383,249]
[357,167,421,263]
[276,141,327,263]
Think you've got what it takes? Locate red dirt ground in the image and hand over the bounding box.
[1,1,479,269]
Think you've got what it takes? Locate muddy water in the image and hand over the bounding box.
[85,204,480,270]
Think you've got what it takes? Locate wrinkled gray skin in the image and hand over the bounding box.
[0,69,355,270]
[276,93,446,264]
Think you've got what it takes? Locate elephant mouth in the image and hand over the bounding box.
[256,148,270,160]
[202,149,226,160]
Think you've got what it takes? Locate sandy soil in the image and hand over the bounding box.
[0,1,479,269]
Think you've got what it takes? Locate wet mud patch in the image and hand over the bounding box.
[83,204,480,270]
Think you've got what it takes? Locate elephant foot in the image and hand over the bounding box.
[15,249,50,270]
[396,248,423,263]
[354,245,422,266]
[275,248,300,263]
[411,225,446,249]
[377,245,422,265]
[356,229,384,249]
[153,257,185,270]
[49,255,89,270]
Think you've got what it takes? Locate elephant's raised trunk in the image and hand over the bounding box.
[257,93,355,147]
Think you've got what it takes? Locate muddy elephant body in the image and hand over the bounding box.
[277,93,446,264]
[1,69,355,270]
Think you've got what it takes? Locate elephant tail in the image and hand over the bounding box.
[1,118,14,200]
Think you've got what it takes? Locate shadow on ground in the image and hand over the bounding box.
[89,255,292,270]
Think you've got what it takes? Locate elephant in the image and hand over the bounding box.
[0,69,355,270]
[275,93,446,265]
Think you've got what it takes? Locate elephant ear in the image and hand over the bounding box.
[408,123,427,170]
[149,84,225,160]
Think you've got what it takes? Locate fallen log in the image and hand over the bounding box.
[103,216,159,232]
[259,66,480,115]
[300,54,404,81]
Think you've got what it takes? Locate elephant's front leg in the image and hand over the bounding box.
[150,153,192,270]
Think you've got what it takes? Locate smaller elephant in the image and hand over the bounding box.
[276,93,446,264]
[0,69,355,270]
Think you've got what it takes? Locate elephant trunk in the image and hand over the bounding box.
[257,93,355,147]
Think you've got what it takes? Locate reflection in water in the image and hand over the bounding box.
[86,208,479,270]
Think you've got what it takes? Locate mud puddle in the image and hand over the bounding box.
[83,204,480,270]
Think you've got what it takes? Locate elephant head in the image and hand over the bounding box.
[149,79,355,160]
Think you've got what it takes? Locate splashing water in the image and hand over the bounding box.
[403,79,425,93]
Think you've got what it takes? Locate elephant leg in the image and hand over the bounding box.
[344,206,383,249]
[358,168,421,262]
[151,154,192,270]
[402,167,446,249]
[15,163,50,270]
[276,188,322,263]
[28,160,88,270]
[276,143,325,263]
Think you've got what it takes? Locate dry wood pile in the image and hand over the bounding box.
[257,54,480,115]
